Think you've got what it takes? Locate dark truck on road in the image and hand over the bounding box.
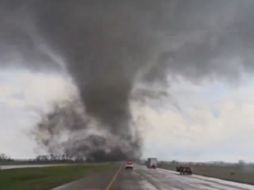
[146,158,158,169]
[176,166,192,175]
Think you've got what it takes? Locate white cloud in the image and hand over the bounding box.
[0,68,76,158]
[133,76,254,162]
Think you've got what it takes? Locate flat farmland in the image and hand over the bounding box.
[0,163,118,190]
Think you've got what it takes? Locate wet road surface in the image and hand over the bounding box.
[111,165,254,190]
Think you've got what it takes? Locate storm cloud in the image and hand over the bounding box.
[1,0,254,160]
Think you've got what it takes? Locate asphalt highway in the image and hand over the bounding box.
[16,163,251,189]
[111,165,254,190]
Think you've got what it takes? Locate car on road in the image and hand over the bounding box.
[125,160,134,169]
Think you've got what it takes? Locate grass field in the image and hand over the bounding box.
[160,162,254,185]
[0,163,118,190]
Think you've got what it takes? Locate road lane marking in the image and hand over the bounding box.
[105,164,122,190]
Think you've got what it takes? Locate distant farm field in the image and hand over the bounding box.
[0,163,118,190]
[160,162,254,185]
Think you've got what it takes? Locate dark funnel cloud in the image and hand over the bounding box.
[1,0,254,160]
[31,0,160,160]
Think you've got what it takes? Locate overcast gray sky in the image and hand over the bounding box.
[1,0,254,162]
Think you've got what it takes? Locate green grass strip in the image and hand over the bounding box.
[0,164,116,190]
